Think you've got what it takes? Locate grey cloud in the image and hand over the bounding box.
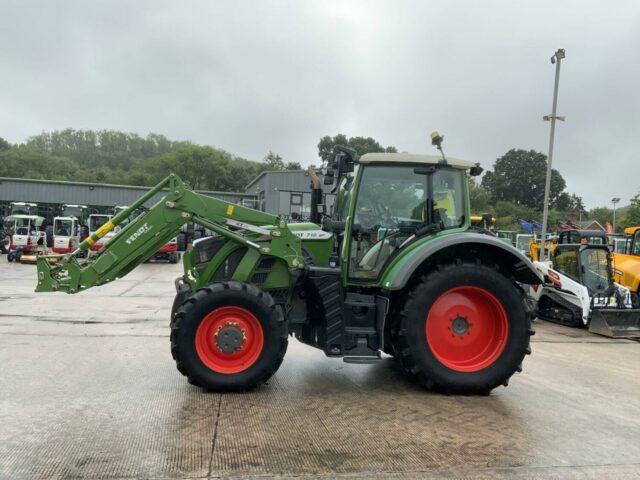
[1,0,639,207]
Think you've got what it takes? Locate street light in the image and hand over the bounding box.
[612,197,621,233]
[539,48,566,262]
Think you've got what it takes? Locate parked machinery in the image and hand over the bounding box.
[35,138,542,394]
[5,215,47,262]
[528,231,640,338]
[612,226,640,305]
[52,216,81,254]
[60,204,90,240]
[86,213,114,252]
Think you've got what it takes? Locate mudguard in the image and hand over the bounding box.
[381,232,543,291]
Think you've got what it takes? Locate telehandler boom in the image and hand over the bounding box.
[36,140,542,394]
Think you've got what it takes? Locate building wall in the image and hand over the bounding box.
[0,177,255,218]
[244,170,335,220]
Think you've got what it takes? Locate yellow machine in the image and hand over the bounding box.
[528,234,557,261]
[613,226,640,300]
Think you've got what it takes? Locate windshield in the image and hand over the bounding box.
[516,235,532,253]
[63,206,84,219]
[54,219,74,236]
[349,165,465,280]
[90,216,110,232]
[11,205,33,215]
[580,248,611,294]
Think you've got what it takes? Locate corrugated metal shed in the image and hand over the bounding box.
[0,177,255,210]
[244,170,335,218]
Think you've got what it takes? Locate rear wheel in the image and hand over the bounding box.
[394,263,533,394]
[171,281,287,391]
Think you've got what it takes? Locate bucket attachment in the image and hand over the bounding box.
[589,308,640,338]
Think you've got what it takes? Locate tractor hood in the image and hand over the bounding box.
[285,222,333,267]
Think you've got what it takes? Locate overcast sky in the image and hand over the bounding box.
[1,1,639,208]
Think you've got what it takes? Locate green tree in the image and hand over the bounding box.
[0,136,10,151]
[263,151,285,170]
[468,177,492,213]
[0,145,78,180]
[481,149,566,210]
[285,161,302,170]
[623,194,640,228]
[588,207,613,228]
[317,134,397,163]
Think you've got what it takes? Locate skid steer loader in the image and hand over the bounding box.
[35,135,542,394]
[528,240,640,338]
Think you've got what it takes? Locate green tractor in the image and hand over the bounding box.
[35,138,541,394]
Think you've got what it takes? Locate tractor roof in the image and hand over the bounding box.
[9,214,40,220]
[561,229,607,238]
[359,152,476,170]
[624,226,640,236]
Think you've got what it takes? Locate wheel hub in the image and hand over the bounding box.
[214,322,246,354]
[450,315,471,336]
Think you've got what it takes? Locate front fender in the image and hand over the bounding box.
[381,232,543,291]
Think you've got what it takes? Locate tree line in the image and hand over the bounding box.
[471,148,639,232]
[1,130,638,231]
[0,129,301,192]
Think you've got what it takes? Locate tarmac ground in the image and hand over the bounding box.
[1,261,639,479]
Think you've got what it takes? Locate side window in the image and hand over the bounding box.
[290,193,303,206]
[633,232,640,256]
[334,175,353,221]
[432,169,465,228]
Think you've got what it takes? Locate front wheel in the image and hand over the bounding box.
[394,263,533,394]
[170,281,287,391]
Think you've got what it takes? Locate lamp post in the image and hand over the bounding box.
[539,48,566,262]
[612,197,621,233]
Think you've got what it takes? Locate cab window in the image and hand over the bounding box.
[333,173,354,221]
[632,231,640,256]
[348,165,465,280]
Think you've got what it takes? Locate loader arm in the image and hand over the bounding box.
[36,174,304,293]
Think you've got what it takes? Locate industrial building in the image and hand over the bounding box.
[244,169,335,220]
[0,170,334,221]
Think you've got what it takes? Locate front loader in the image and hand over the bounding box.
[35,137,542,394]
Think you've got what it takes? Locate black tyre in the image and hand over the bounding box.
[394,262,533,395]
[170,281,287,391]
[169,252,180,264]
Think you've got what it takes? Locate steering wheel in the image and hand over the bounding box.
[374,201,397,226]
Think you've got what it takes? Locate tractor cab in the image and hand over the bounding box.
[52,217,80,254]
[327,150,474,284]
[557,229,607,246]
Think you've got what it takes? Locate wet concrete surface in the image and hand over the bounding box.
[0,261,639,479]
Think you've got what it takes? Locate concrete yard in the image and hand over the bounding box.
[1,261,639,480]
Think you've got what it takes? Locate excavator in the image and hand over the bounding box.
[35,138,542,394]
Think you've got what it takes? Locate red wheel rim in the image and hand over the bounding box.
[195,306,264,374]
[425,286,509,372]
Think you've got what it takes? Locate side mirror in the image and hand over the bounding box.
[469,163,483,177]
[323,171,334,185]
